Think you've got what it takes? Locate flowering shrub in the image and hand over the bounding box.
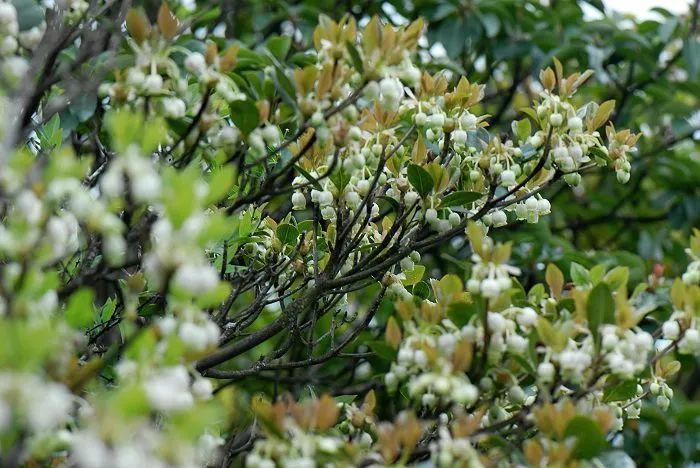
[0,0,698,466]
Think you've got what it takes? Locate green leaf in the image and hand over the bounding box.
[402,265,425,286]
[439,191,481,208]
[196,282,231,308]
[65,288,95,329]
[536,317,566,352]
[412,281,431,300]
[684,38,699,79]
[38,114,62,149]
[205,165,236,204]
[570,262,591,287]
[590,264,606,285]
[590,146,612,164]
[588,282,615,341]
[407,164,434,197]
[367,340,398,361]
[294,165,323,190]
[229,99,260,134]
[447,301,477,328]
[564,416,607,459]
[330,165,351,193]
[273,66,297,108]
[163,167,198,228]
[346,41,364,75]
[604,266,629,291]
[512,118,531,143]
[276,223,300,245]
[12,0,44,31]
[266,35,292,61]
[603,379,637,402]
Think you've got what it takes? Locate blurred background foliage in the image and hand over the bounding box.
[133,0,699,463]
[164,0,700,273]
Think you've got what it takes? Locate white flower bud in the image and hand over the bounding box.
[537,362,555,383]
[126,68,146,87]
[452,129,467,145]
[404,191,419,206]
[261,125,281,144]
[192,378,213,400]
[320,205,336,220]
[617,171,630,184]
[364,81,380,99]
[467,279,481,294]
[425,208,438,223]
[348,126,362,140]
[318,190,334,207]
[310,111,325,127]
[414,349,428,367]
[356,179,370,196]
[549,113,563,127]
[414,112,427,126]
[143,74,164,94]
[2,56,28,84]
[487,312,506,332]
[662,320,680,340]
[0,35,17,55]
[185,52,207,74]
[460,112,477,129]
[454,383,478,406]
[650,382,660,395]
[567,116,583,132]
[508,385,526,404]
[400,257,414,272]
[492,210,507,227]
[385,372,398,389]
[427,113,445,129]
[507,334,528,354]
[500,169,516,186]
[345,191,360,208]
[0,3,17,26]
[292,192,306,210]
[422,393,437,408]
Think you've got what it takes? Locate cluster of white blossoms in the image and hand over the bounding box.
[245,426,355,468]
[681,246,700,285]
[69,420,223,468]
[466,242,521,299]
[601,326,654,379]
[659,233,700,358]
[428,416,482,468]
[244,396,366,468]
[0,372,73,434]
[0,2,694,465]
[385,319,480,408]
[0,1,31,87]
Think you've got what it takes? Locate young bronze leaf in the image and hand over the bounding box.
[126,9,151,44]
[157,3,179,40]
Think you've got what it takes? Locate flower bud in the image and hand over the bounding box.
[292,192,306,210]
[549,113,563,127]
[414,112,427,126]
[537,362,555,383]
[452,129,468,145]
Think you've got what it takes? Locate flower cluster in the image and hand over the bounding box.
[0,2,692,467]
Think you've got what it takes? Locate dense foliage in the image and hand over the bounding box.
[0,0,698,466]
